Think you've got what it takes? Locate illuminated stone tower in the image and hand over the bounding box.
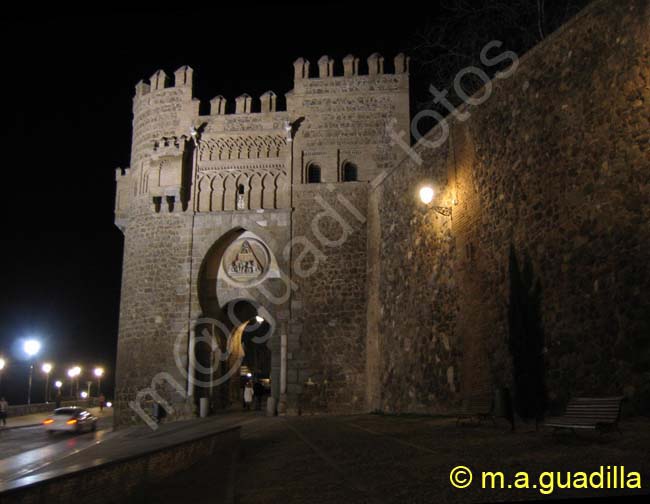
[114,54,410,426]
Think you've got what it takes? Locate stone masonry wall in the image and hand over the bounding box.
[372,0,650,415]
[372,141,460,414]
[114,200,194,426]
[290,183,369,414]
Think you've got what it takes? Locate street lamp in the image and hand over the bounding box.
[54,379,63,406]
[0,357,5,394]
[42,363,53,403]
[418,185,452,216]
[73,366,81,397]
[23,339,41,405]
[419,186,434,204]
[80,391,88,399]
[67,367,81,398]
[94,367,104,395]
[67,368,74,397]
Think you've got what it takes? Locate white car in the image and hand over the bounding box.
[43,407,98,434]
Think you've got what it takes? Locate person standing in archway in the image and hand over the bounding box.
[243,381,254,411]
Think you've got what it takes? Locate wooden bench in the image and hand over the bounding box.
[456,394,495,426]
[544,396,624,434]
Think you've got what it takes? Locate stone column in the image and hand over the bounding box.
[187,324,196,398]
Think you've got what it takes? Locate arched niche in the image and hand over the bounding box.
[307,163,321,183]
[341,161,358,182]
[197,228,281,318]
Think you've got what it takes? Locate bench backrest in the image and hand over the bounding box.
[565,396,624,423]
[463,394,493,413]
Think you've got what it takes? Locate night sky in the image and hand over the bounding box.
[0,6,420,404]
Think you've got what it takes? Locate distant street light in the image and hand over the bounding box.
[23,340,41,358]
[23,339,41,405]
[67,368,75,396]
[94,367,104,395]
[73,366,81,397]
[54,380,63,389]
[67,367,81,398]
[0,357,5,394]
[80,391,88,399]
[42,363,53,403]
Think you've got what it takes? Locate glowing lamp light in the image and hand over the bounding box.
[23,339,41,358]
[80,391,88,399]
[419,186,434,204]
[55,380,63,388]
[106,401,112,408]
[0,358,5,370]
[94,367,104,378]
[42,363,52,374]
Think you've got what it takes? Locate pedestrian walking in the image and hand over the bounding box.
[99,393,106,412]
[243,382,254,411]
[0,397,8,427]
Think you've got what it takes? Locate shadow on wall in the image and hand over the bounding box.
[508,245,547,425]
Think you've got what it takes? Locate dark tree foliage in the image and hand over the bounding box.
[508,245,547,424]
[408,0,592,112]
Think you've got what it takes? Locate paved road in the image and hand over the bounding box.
[0,411,114,483]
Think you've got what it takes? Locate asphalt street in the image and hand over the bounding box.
[0,411,113,483]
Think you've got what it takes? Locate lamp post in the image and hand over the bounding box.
[67,367,80,398]
[94,367,104,396]
[23,339,41,405]
[54,380,62,406]
[42,363,52,403]
[67,368,74,397]
[0,358,5,395]
[73,367,81,397]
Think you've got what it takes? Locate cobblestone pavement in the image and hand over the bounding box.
[235,415,650,503]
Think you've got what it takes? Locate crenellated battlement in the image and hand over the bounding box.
[114,166,130,181]
[134,65,194,98]
[293,52,409,80]
[122,52,410,218]
[132,53,408,118]
[207,91,282,116]
[152,135,191,160]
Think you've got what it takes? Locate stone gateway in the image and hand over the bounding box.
[114,0,650,427]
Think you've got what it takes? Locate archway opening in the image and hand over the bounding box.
[196,231,277,414]
[222,299,273,410]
